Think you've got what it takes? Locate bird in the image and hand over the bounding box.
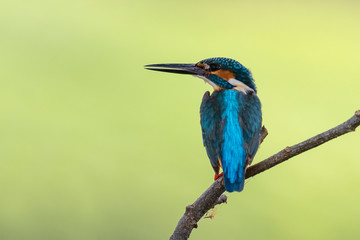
[145,57,262,192]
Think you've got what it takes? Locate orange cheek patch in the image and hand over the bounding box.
[212,70,235,81]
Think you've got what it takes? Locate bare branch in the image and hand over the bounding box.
[170,110,360,240]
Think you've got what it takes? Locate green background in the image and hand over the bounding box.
[1,0,359,239]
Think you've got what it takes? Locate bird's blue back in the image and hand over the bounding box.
[200,90,262,192]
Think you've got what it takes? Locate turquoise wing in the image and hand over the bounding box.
[200,91,222,174]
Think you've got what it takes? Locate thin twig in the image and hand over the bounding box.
[170,110,360,240]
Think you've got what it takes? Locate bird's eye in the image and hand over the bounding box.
[209,63,220,71]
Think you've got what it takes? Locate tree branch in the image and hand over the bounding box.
[170,110,360,240]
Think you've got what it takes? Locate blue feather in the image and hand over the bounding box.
[200,90,262,192]
[220,91,246,192]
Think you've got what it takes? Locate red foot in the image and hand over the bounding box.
[214,172,223,180]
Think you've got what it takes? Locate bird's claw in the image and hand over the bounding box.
[214,172,224,180]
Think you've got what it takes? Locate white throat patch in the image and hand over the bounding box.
[194,75,254,94]
[228,78,255,95]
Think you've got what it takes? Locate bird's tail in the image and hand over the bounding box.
[224,174,245,192]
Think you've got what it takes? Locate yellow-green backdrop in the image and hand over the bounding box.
[1,0,359,239]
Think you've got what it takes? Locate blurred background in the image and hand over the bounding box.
[0,0,359,239]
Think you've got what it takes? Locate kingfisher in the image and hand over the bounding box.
[145,57,262,192]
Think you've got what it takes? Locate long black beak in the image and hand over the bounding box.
[144,63,205,76]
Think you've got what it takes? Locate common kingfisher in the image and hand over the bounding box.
[145,57,262,192]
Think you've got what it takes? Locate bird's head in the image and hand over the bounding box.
[145,57,256,94]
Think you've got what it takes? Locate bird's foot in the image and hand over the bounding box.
[214,172,223,180]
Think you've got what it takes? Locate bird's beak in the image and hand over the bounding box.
[144,63,205,76]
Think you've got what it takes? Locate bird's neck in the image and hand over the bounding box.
[234,70,257,92]
[239,78,256,93]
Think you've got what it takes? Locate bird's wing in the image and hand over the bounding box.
[238,93,262,166]
[200,91,222,174]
